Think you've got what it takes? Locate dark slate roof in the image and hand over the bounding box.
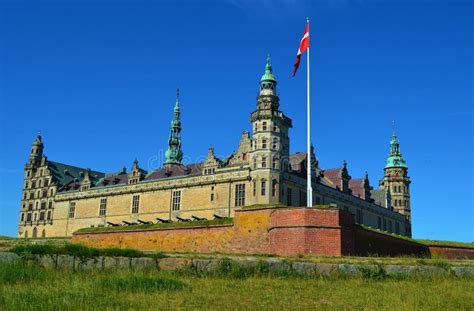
[349,178,365,199]
[48,161,104,189]
[94,171,129,188]
[145,163,202,181]
[371,189,388,207]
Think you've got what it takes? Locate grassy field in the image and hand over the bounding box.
[0,262,472,310]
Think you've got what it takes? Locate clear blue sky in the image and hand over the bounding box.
[0,0,472,241]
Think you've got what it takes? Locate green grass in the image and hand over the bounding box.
[417,239,474,249]
[9,243,166,259]
[75,217,234,234]
[0,262,472,310]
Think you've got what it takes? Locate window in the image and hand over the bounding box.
[34,213,37,221]
[47,210,52,220]
[356,210,363,224]
[39,179,42,187]
[23,193,27,200]
[48,201,53,209]
[42,189,47,197]
[50,189,54,196]
[35,202,38,209]
[235,184,245,207]
[68,202,76,218]
[24,230,28,238]
[27,213,32,222]
[99,198,107,216]
[21,213,25,222]
[287,187,292,206]
[253,180,256,196]
[272,124,277,132]
[32,227,37,238]
[272,180,277,197]
[395,222,400,235]
[172,191,181,211]
[272,138,278,150]
[262,122,267,131]
[131,195,140,214]
[261,180,266,196]
[272,157,278,169]
[253,157,257,169]
[41,202,46,210]
[262,139,267,149]
[32,180,36,188]
[39,211,45,221]
[210,193,214,202]
[44,179,49,186]
[262,157,267,168]
[41,229,46,238]
[377,216,382,229]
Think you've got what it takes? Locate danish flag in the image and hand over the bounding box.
[292,22,309,77]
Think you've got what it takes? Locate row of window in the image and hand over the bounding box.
[393,199,409,208]
[26,168,47,178]
[253,121,279,133]
[68,191,184,218]
[251,138,280,150]
[392,185,408,193]
[23,227,46,238]
[23,188,54,200]
[25,178,50,189]
[24,201,54,211]
[21,210,52,222]
[252,156,279,170]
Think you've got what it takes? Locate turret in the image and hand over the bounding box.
[28,133,44,167]
[164,89,184,167]
[379,131,411,222]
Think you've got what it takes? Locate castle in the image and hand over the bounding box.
[18,57,412,238]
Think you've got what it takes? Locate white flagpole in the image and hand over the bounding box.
[306,16,313,207]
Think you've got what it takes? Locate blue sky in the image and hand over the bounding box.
[0,0,472,241]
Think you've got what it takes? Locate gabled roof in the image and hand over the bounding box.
[371,189,388,207]
[322,168,341,189]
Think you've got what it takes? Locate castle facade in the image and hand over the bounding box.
[18,58,412,238]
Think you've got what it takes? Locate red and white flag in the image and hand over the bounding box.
[292,22,309,77]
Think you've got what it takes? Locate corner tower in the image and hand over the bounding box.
[249,56,292,205]
[164,89,184,167]
[379,132,411,220]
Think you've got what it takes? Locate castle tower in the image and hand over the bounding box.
[164,89,184,167]
[28,133,44,167]
[379,132,411,220]
[249,56,292,205]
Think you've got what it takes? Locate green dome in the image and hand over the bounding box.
[260,55,277,83]
[385,132,408,169]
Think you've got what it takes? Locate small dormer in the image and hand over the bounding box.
[80,169,91,191]
[202,146,221,175]
[128,159,145,185]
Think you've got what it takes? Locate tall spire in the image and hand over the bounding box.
[164,89,184,166]
[385,131,407,168]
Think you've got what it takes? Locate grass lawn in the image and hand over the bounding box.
[0,263,472,310]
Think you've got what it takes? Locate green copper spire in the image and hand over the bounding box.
[260,55,277,89]
[164,89,183,166]
[385,132,407,169]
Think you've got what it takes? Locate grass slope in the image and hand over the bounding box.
[0,262,472,310]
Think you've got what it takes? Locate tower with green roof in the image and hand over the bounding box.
[248,55,292,206]
[379,132,411,225]
[164,89,184,166]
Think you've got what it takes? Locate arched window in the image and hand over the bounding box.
[272,180,278,197]
[253,180,256,196]
[261,180,266,196]
[24,230,28,238]
[41,229,46,238]
[32,227,38,238]
[262,157,267,168]
[262,139,267,149]
[272,138,278,150]
[21,213,25,222]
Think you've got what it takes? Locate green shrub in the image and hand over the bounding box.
[360,265,388,280]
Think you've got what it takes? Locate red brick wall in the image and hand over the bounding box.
[428,246,474,260]
[354,226,429,257]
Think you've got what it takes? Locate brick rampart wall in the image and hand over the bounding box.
[73,207,473,258]
[428,246,474,260]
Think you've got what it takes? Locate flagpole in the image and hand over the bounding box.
[306,16,313,207]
